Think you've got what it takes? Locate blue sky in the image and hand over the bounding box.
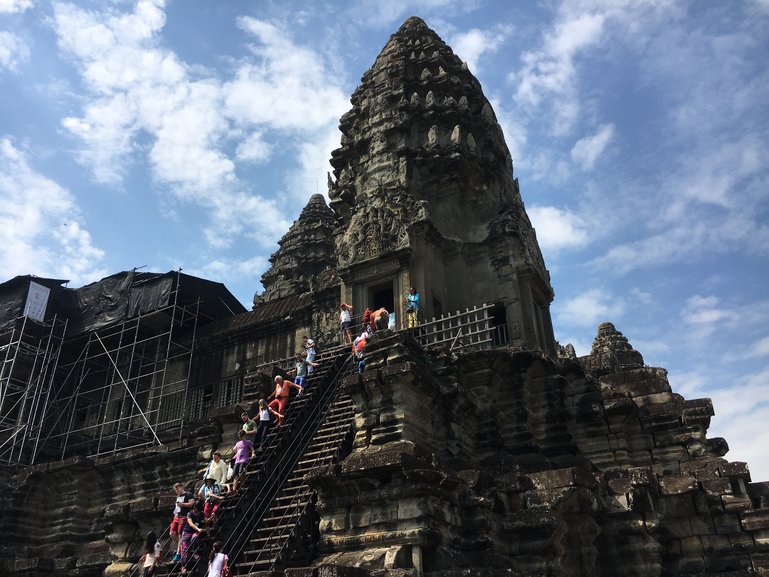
[1,0,768,479]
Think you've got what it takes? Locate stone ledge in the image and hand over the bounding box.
[320,526,441,551]
[659,474,698,495]
[740,509,769,531]
[526,466,597,491]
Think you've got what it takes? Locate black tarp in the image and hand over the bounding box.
[58,271,135,335]
[0,270,246,337]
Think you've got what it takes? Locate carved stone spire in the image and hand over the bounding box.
[585,321,645,372]
[253,194,336,306]
[328,16,550,285]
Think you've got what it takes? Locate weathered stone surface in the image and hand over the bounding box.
[2,14,767,577]
[255,194,337,306]
[659,474,698,495]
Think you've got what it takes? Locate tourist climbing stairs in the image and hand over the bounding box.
[157,343,357,577]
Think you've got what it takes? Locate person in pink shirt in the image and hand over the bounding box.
[230,430,254,492]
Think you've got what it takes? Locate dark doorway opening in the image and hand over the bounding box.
[432,296,443,319]
[367,280,395,314]
[491,303,508,346]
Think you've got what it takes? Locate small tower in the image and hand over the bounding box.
[328,16,555,354]
[254,193,336,306]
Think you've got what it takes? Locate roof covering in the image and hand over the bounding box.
[196,292,314,342]
[0,270,246,336]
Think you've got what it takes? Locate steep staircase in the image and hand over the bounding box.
[236,393,356,574]
[156,343,357,577]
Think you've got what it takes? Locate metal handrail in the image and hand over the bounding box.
[227,352,355,569]
[243,386,355,572]
[177,349,353,576]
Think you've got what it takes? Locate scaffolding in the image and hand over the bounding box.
[36,277,201,461]
[0,313,67,465]
[0,270,227,466]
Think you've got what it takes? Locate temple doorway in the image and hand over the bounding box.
[366,279,395,314]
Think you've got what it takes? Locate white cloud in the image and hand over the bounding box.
[679,294,769,345]
[662,136,769,214]
[236,132,272,164]
[226,17,349,203]
[188,255,268,288]
[201,190,288,250]
[528,205,589,252]
[0,0,33,14]
[723,335,769,363]
[0,31,30,70]
[225,17,348,132]
[513,12,605,135]
[681,295,738,327]
[510,0,680,136]
[631,338,670,358]
[670,366,769,481]
[570,123,614,170]
[744,336,769,359]
[449,26,509,73]
[0,137,106,284]
[554,287,625,328]
[52,2,346,248]
[592,213,769,274]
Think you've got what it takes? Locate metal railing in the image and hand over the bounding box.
[410,303,505,352]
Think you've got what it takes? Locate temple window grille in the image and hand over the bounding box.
[216,375,244,409]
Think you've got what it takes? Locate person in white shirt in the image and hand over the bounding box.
[207,541,228,577]
[339,303,353,344]
[140,531,162,576]
[302,335,316,373]
[202,452,228,487]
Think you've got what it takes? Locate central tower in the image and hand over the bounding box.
[329,17,555,353]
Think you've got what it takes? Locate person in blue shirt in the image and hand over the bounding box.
[198,477,224,519]
[405,287,420,328]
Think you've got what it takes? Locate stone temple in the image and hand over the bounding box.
[1,16,768,577]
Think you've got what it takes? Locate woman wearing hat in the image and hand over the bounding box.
[198,477,224,519]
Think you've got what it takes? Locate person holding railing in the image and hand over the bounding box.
[199,477,225,519]
[240,411,257,442]
[289,351,318,390]
[254,398,282,450]
[230,430,254,493]
[353,332,367,374]
[170,483,195,562]
[180,500,206,572]
[301,335,317,373]
[267,375,303,426]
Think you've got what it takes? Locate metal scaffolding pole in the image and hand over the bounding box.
[0,313,66,466]
[93,333,162,446]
